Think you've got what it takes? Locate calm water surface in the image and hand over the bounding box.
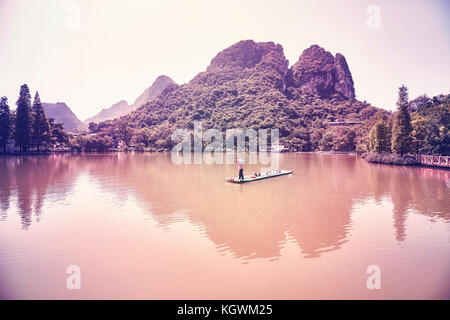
[0,153,449,299]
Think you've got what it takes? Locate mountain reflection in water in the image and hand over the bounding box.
[0,153,449,299]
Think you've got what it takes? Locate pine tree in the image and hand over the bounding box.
[391,85,413,155]
[0,96,11,152]
[15,84,32,151]
[370,119,390,153]
[31,91,51,151]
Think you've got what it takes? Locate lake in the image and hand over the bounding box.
[0,153,449,299]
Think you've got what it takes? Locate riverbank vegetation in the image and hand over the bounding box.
[359,152,420,165]
[0,84,70,153]
[364,86,449,164]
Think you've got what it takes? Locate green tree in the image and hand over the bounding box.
[0,96,11,152]
[88,122,99,133]
[391,85,413,155]
[331,128,356,151]
[344,128,356,151]
[85,134,114,152]
[115,119,133,147]
[369,119,390,153]
[49,118,70,146]
[131,128,151,147]
[319,132,334,151]
[410,115,429,153]
[414,95,449,155]
[15,84,32,151]
[31,91,51,151]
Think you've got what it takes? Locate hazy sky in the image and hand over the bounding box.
[0,0,449,120]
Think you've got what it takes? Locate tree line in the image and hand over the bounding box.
[0,84,69,153]
[1,83,447,155]
[368,85,449,156]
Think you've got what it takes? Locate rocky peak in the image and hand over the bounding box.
[289,45,355,99]
[148,75,176,99]
[333,53,355,99]
[208,40,289,76]
[42,102,84,131]
[301,44,335,63]
[108,100,129,111]
[132,75,176,109]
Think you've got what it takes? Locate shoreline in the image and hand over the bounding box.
[1,150,448,170]
[359,152,450,169]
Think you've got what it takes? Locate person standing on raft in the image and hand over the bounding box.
[238,158,244,180]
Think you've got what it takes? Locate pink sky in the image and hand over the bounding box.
[0,0,449,120]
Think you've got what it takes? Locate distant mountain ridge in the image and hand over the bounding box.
[83,75,176,125]
[130,75,176,112]
[83,100,130,125]
[42,102,84,132]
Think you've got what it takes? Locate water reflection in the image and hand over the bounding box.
[0,153,448,259]
[0,155,78,229]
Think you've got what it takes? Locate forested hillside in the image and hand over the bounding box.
[92,40,382,152]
